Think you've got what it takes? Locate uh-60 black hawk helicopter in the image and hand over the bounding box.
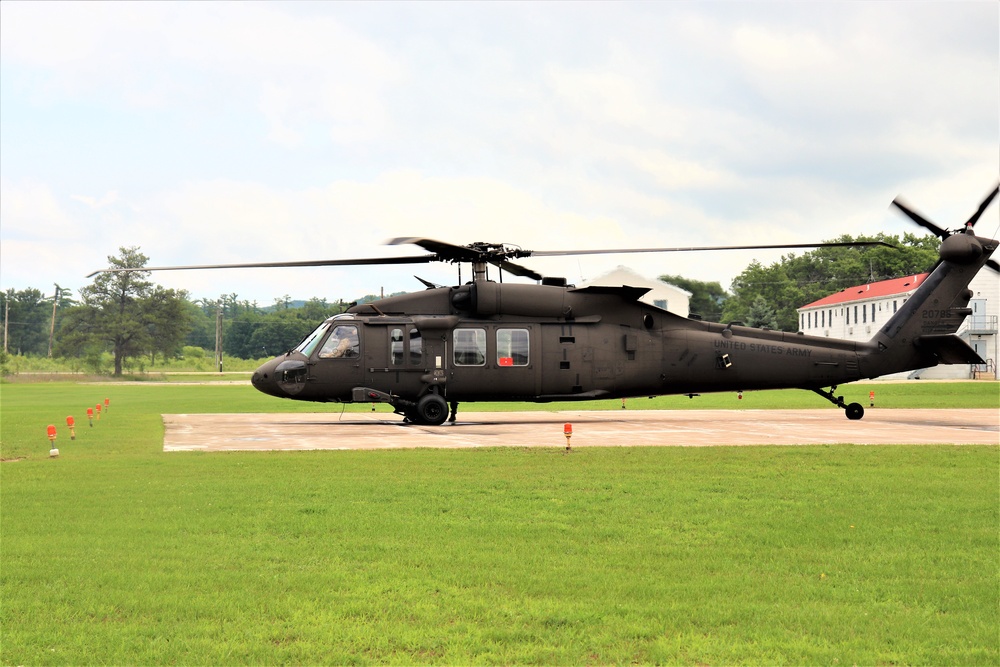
[93,185,998,426]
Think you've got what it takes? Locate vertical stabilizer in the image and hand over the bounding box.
[861,231,997,377]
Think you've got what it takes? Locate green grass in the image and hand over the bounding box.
[1,382,998,664]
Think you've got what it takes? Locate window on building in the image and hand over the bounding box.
[893,300,898,313]
[872,303,876,323]
[653,299,667,310]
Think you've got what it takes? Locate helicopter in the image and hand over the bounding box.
[91,185,998,426]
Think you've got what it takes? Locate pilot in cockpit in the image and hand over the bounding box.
[318,326,358,358]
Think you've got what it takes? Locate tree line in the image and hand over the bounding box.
[696,232,937,331]
[1,247,363,375]
[3,236,939,375]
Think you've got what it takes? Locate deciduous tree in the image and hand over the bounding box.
[57,246,191,375]
[658,275,729,320]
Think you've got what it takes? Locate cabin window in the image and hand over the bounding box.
[390,329,404,365]
[654,299,667,310]
[893,300,898,313]
[318,325,359,359]
[409,328,423,365]
[497,328,529,366]
[453,328,486,366]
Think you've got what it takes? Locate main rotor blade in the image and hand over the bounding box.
[386,237,481,262]
[87,254,436,278]
[965,184,1000,228]
[494,259,543,281]
[891,197,950,239]
[527,241,895,257]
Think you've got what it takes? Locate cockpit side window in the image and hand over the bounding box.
[318,325,360,359]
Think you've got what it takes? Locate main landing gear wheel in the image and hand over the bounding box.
[415,394,449,426]
[845,403,865,420]
[810,386,866,420]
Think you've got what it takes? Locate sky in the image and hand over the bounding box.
[2,1,998,307]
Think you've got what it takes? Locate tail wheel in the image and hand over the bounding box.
[845,403,865,420]
[416,394,449,426]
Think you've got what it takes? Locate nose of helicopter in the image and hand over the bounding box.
[252,355,310,397]
[251,357,285,398]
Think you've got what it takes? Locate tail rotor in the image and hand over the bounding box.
[892,183,1000,272]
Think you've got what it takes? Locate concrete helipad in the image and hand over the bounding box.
[162,409,999,451]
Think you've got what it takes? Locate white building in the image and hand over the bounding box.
[797,271,998,379]
[579,266,692,317]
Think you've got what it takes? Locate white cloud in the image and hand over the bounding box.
[0,179,75,237]
[0,1,402,142]
[71,191,120,210]
[1,2,996,302]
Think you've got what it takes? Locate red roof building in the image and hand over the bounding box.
[796,273,929,340]
[796,270,997,380]
[801,273,929,309]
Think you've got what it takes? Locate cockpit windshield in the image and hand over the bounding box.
[295,322,331,356]
[294,314,357,357]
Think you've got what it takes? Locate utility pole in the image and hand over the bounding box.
[215,302,223,373]
[3,296,9,354]
[48,284,61,358]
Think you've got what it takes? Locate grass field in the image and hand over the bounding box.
[1,381,998,664]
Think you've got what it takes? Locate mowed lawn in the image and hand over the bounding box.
[1,382,998,665]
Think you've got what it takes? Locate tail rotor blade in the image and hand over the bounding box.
[891,197,950,239]
[965,184,1000,228]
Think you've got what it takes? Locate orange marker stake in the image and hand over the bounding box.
[95,404,102,421]
[47,425,59,457]
[87,407,94,427]
[869,390,875,408]
[66,416,76,441]
[564,423,573,452]
[104,398,110,413]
